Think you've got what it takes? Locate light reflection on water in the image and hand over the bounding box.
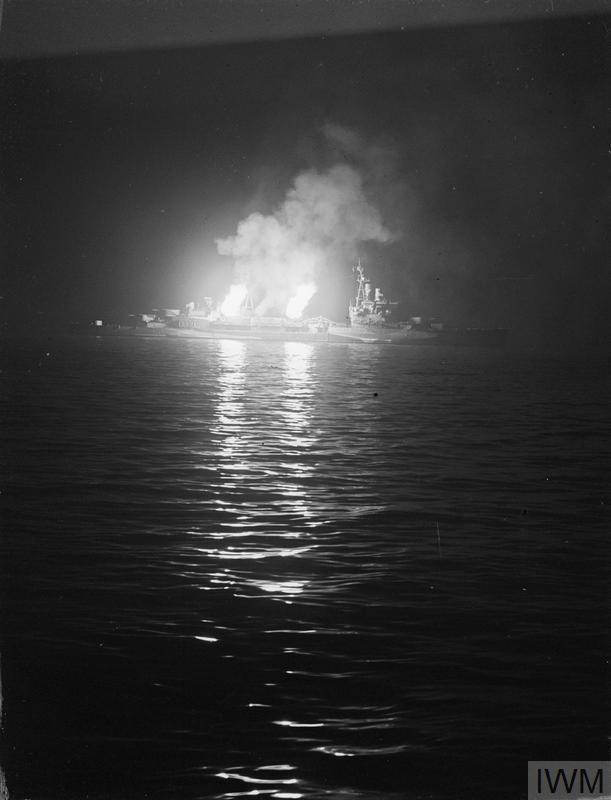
[187,340,365,796]
[213,338,248,473]
[194,341,319,604]
[1,338,608,800]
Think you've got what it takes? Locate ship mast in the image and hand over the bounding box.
[354,258,366,304]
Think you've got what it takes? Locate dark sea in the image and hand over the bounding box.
[1,336,608,800]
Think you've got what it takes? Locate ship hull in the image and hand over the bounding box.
[328,324,508,347]
[71,320,507,348]
[328,324,436,344]
[166,324,328,343]
[71,323,507,347]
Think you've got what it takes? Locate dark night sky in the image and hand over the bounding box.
[1,10,609,351]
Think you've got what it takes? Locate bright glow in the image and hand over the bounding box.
[285,283,317,319]
[254,765,296,772]
[215,772,299,785]
[312,746,354,757]
[273,795,303,799]
[220,284,248,316]
[273,720,324,728]
[258,580,307,595]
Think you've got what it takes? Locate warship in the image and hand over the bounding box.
[73,262,508,347]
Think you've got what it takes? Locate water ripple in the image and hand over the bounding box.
[1,338,608,800]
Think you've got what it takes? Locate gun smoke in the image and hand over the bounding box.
[216,129,393,317]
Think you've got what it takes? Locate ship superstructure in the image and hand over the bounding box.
[349,259,397,325]
[167,290,330,342]
[328,261,435,343]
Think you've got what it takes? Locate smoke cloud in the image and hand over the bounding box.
[216,134,393,315]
